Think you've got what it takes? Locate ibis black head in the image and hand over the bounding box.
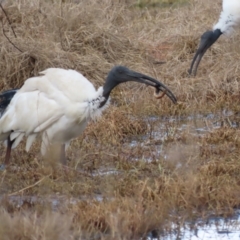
[188,29,222,76]
[101,65,177,107]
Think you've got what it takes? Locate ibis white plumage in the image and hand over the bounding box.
[0,66,177,168]
[189,0,240,75]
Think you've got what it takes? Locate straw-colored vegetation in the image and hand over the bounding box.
[0,0,240,239]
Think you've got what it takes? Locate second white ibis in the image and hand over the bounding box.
[189,0,240,75]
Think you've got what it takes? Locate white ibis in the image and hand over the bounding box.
[0,66,177,168]
[189,0,240,75]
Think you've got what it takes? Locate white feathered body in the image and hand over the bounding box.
[0,68,109,155]
[213,0,240,34]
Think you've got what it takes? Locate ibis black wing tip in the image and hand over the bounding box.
[0,89,18,117]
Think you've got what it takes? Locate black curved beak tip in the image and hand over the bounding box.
[124,68,177,104]
[155,86,177,105]
[188,68,193,76]
[172,96,177,104]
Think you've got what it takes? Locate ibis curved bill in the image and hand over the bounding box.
[189,0,240,76]
[0,66,177,168]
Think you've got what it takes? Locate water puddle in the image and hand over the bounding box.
[125,113,217,163]
[124,110,240,163]
[160,212,240,240]
[0,194,103,211]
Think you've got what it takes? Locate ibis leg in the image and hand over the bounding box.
[5,136,14,165]
[0,136,14,170]
[60,144,67,166]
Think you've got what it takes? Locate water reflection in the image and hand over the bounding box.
[161,212,240,240]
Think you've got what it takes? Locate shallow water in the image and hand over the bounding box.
[126,111,228,164]
[161,212,240,240]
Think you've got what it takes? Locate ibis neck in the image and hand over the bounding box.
[99,79,120,108]
[99,96,109,108]
[212,28,222,42]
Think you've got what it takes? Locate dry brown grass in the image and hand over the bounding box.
[0,0,240,239]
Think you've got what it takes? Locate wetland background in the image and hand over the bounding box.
[1,0,240,239]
